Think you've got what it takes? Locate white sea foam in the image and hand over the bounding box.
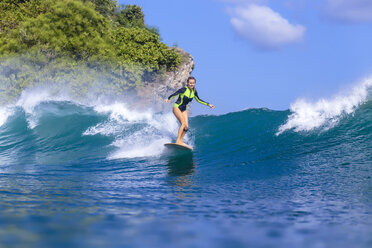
[109,137,171,159]
[0,106,14,127]
[94,103,154,124]
[15,88,71,113]
[277,78,372,135]
[84,102,187,159]
[15,88,71,128]
[0,88,57,128]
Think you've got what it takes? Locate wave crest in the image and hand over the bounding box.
[277,78,372,134]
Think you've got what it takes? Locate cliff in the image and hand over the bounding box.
[0,0,195,109]
[137,48,195,111]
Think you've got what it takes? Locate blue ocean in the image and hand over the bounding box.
[0,81,371,248]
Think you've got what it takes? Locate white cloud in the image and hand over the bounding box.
[325,0,372,23]
[229,4,305,50]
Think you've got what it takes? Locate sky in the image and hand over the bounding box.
[119,0,372,115]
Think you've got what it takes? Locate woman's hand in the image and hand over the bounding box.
[209,104,215,109]
[165,99,170,103]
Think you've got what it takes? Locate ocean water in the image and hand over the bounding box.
[0,80,371,248]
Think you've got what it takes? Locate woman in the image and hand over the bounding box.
[165,76,214,146]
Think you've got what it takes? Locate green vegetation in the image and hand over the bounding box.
[0,0,181,103]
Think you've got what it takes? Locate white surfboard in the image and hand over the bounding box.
[164,143,193,151]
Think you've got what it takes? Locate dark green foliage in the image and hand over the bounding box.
[0,0,111,59]
[84,0,116,20]
[115,4,160,36]
[0,0,181,103]
[116,5,145,28]
[0,0,51,32]
[111,27,180,72]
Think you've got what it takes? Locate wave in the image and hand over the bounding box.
[0,80,371,165]
[277,78,372,134]
[0,88,188,163]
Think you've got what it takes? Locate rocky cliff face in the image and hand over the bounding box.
[136,48,195,111]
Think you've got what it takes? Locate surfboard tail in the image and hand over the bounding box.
[164,143,193,151]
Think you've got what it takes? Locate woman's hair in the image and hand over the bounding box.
[187,76,196,83]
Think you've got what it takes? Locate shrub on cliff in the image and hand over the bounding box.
[0,0,51,33]
[0,0,181,103]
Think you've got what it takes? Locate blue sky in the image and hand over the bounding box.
[119,0,372,115]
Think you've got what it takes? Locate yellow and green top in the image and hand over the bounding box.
[168,87,209,111]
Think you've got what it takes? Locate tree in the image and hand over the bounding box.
[116,5,145,28]
[0,0,51,32]
[0,0,111,60]
[84,0,116,20]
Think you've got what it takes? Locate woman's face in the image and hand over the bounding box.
[188,79,196,89]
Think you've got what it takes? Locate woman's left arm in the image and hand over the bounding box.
[194,90,214,109]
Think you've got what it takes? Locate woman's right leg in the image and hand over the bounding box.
[173,106,186,144]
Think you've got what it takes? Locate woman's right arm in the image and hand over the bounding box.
[165,87,186,102]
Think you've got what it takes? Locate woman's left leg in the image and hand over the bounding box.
[173,107,186,144]
[180,110,189,142]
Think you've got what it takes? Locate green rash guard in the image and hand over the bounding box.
[168,87,209,112]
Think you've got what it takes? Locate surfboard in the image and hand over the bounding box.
[164,143,193,151]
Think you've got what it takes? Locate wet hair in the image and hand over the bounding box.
[187,76,196,83]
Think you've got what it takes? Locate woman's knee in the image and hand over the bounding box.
[181,123,188,130]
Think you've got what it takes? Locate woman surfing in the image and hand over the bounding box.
[165,76,214,148]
